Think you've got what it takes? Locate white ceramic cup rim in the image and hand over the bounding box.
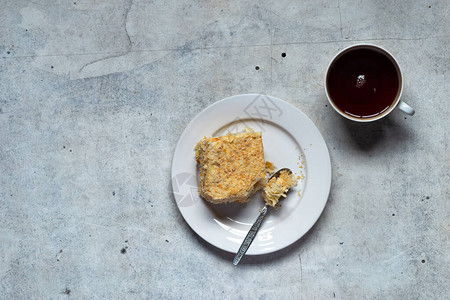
[324,44,404,122]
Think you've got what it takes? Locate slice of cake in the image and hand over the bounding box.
[195,131,266,204]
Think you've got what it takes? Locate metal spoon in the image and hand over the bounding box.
[233,168,293,265]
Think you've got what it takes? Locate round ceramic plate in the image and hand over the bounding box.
[171,94,331,255]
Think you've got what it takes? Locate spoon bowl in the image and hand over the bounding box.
[269,167,292,180]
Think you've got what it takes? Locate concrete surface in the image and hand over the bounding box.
[1,0,449,299]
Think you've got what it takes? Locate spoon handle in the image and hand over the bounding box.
[233,205,268,265]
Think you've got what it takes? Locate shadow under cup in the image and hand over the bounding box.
[325,45,403,122]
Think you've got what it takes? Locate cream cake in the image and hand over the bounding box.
[195,131,266,204]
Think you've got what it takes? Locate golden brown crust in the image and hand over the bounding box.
[195,132,266,204]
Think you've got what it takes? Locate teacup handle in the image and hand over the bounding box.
[397,100,415,116]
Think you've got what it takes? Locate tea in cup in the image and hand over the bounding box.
[325,44,414,122]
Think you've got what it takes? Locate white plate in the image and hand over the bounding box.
[171,94,331,255]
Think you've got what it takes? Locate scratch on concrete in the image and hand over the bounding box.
[298,254,303,298]
[124,0,133,50]
[2,35,449,61]
[270,32,273,94]
[337,0,343,39]
[78,53,124,73]
[78,0,134,73]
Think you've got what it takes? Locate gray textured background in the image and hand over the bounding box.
[1,0,449,299]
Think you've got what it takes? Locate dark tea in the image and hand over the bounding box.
[326,48,400,119]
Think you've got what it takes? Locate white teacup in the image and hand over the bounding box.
[325,44,414,122]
